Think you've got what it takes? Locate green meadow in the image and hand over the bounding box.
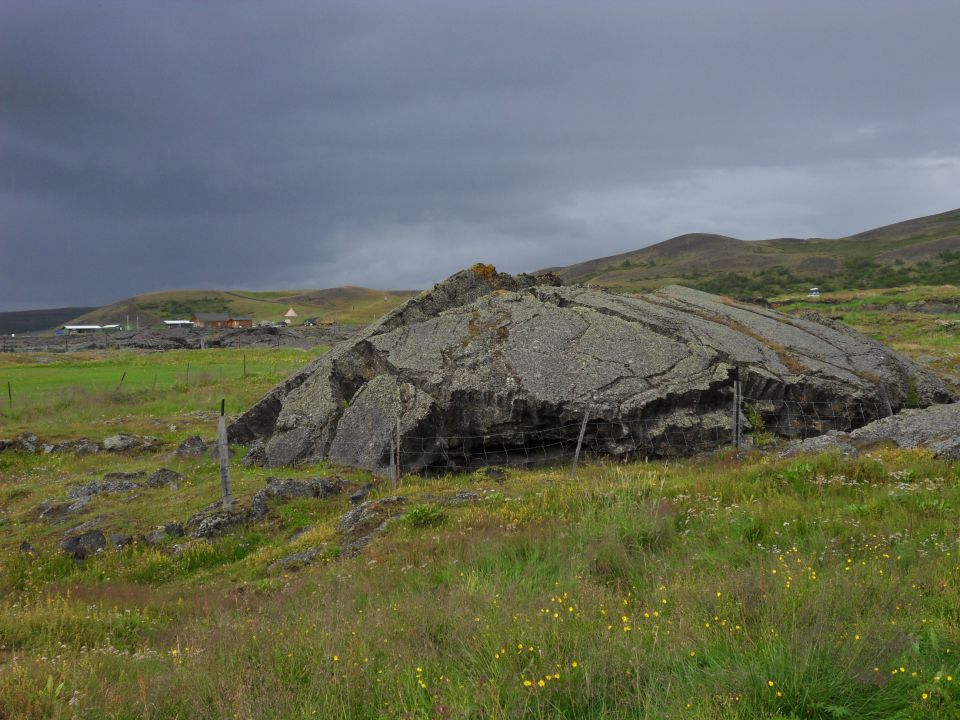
[0,295,958,719]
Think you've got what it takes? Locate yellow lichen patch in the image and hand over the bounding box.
[469,263,498,279]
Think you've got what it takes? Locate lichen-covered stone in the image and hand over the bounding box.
[231,268,953,473]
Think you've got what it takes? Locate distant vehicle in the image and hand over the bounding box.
[807,287,820,298]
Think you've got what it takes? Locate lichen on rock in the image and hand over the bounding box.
[230,267,954,473]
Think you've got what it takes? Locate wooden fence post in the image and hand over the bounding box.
[732,367,742,449]
[395,416,402,488]
[570,407,590,477]
[6,381,11,411]
[218,398,232,508]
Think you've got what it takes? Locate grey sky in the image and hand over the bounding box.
[2,0,959,309]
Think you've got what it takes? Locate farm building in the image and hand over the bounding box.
[62,324,122,334]
[163,320,194,329]
[190,313,254,329]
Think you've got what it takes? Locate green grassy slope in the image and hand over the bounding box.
[65,286,420,330]
[1,292,959,717]
[549,207,960,296]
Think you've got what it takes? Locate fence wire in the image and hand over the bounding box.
[318,396,918,475]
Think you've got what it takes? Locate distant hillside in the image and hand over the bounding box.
[0,307,98,335]
[64,287,420,330]
[547,207,960,296]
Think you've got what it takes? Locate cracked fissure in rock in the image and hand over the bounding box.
[229,267,955,474]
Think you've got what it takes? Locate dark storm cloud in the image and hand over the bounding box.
[2,0,959,309]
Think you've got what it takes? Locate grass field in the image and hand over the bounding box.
[0,347,328,440]
[0,295,958,719]
[776,285,960,386]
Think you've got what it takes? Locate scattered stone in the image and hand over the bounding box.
[110,533,134,549]
[7,432,41,454]
[61,529,107,559]
[267,546,330,574]
[103,433,156,452]
[147,467,184,488]
[63,517,104,536]
[337,496,406,557]
[175,435,209,458]
[241,440,266,467]
[69,478,142,499]
[349,483,375,505]
[67,496,93,513]
[19,540,37,554]
[477,467,507,483]
[232,267,953,472]
[36,496,90,521]
[185,502,252,538]
[250,476,345,520]
[43,438,101,455]
[143,522,185,546]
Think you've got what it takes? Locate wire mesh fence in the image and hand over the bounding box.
[320,394,918,478]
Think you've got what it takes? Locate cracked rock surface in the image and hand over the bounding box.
[230,266,954,473]
[782,402,960,459]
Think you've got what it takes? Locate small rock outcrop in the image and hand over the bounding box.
[1,435,103,455]
[185,502,252,538]
[61,529,107,559]
[44,438,101,455]
[0,432,41,454]
[144,522,186,545]
[231,266,954,473]
[69,476,143,499]
[175,435,210,458]
[103,434,157,453]
[783,402,960,459]
[337,496,407,556]
[147,468,183,488]
[250,476,345,520]
[267,546,330,574]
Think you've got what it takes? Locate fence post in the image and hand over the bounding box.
[218,398,232,508]
[116,372,126,392]
[389,434,397,490]
[732,367,742,449]
[570,406,591,477]
[242,353,247,378]
[6,381,11,411]
[394,416,402,488]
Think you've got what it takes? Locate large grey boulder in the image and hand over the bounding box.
[783,402,960,459]
[230,266,954,473]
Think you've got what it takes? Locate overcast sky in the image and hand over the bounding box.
[2,0,959,310]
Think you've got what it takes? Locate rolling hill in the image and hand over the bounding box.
[545,207,960,296]
[63,287,420,330]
